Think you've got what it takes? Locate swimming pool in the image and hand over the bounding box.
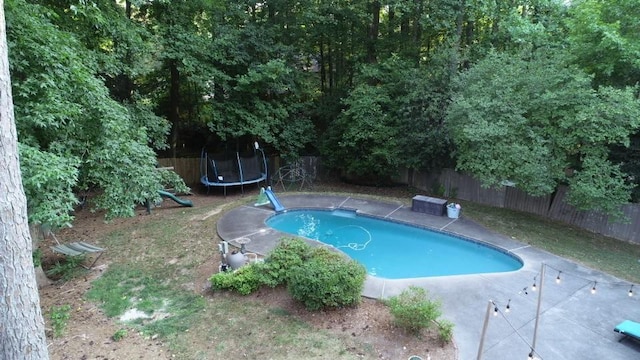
[266,209,523,279]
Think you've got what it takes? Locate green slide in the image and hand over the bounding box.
[158,190,193,207]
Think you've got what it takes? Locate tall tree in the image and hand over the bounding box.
[566,0,640,88]
[136,0,217,157]
[0,0,49,357]
[447,50,640,216]
[566,0,640,200]
[193,0,317,159]
[7,0,170,223]
[321,55,454,180]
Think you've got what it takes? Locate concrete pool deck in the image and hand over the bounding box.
[217,194,640,359]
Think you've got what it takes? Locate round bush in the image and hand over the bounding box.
[261,237,313,287]
[287,247,367,311]
[209,262,264,295]
[386,286,442,334]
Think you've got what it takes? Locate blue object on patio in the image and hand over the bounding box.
[264,187,285,213]
[200,141,268,195]
[614,320,640,342]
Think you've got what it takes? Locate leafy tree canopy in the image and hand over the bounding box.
[8,0,169,226]
[447,50,640,215]
[322,55,454,181]
[201,13,318,160]
[7,0,640,226]
[567,0,640,87]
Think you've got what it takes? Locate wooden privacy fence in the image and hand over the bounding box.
[157,158,201,185]
[160,157,640,245]
[406,168,640,245]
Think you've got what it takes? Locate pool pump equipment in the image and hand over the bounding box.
[218,241,229,272]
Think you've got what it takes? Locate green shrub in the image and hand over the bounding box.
[46,255,87,281]
[431,182,445,197]
[287,247,367,311]
[209,262,264,295]
[49,304,72,338]
[112,328,128,341]
[385,286,442,334]
[32,248,43,267]
[436,319,455,344]
[260,237,313,287]
[158,168,190,194]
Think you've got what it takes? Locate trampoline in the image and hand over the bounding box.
[200,142,268,195]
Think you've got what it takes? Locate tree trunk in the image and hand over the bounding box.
[35,266,52,289]
[367,1,380,64]
[450,0,465,77]
[319,38,326,92]
[414,0,424,65]
[327,38,334,91]
[28,224,52,289]
[0,1,50,358]
[169,60,180,158]
[125,0,132,19]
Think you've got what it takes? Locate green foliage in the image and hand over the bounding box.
[126,101,171,152]
[19,144,79,228]
[321,64,399,180]
[49,305,72,338]
[393,62,455,171]
[431,182,446,197]
[204,57,317,160]
[567,0,640,87]
[46,255,87,281]
[158,169,190,194]
[210,239,366,310]
[7,0,169,223]
[287,247,367,311]
[493,1,568,54]
[260,237,313,287]
[112,329,128,342]
[32,248,43,268]
[322,56,454,180]
[209,263,265,295]
[566,152,633,217]
[87,266,205,337]
[436,319,455,344]
[210,238,313,294]
[328,83,399,178]
[447,50,640,215]
[83,128,163,220]
[385,286,442,334]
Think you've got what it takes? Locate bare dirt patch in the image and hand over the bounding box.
[38,188,457,360]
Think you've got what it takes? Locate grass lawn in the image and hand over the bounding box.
[460,201,640,284]
[50,183,640,359]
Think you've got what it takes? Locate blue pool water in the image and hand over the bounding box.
[266,209,523,279]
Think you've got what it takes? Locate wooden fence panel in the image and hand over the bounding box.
[158,158,201,186]
[409,170,640,245]
[441,169,506,207]
[549,186,609,233]
[548,186,640,244]
[504,187,551,216]
[609,205,640,243]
